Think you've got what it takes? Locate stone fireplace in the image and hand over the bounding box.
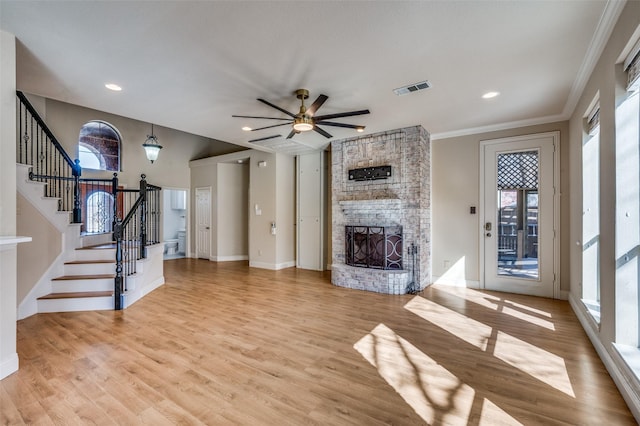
[331,126,431,294]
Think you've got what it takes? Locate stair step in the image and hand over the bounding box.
[65,260,115,265]
[78,243,116,250]
[53,274,115,281]
[74,245,116,261]
[38,291,113,300]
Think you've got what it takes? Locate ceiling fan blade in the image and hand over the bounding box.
[313,126,333,139]
[314,109,370,121]
[306,94,328,116]
[251,122,292,131]
[232,115,291,121]
[257,98,296,118]
[249,134,281,143]
[286,129,298,139]
[315,121,364,130]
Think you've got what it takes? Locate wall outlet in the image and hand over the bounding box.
[258,249,262,256]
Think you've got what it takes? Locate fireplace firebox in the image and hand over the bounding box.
[345,225,403,270]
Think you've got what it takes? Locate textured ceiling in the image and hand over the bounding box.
[0,1,620,154]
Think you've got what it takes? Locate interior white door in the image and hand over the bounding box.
[481,133,556,297]
[195,187,211,259]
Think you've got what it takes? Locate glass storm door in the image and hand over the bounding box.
[482,134,556,297]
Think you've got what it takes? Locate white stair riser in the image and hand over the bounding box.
[81,233,114,248]
[64,263,115,275]
[74,249,116,262]
[52,278,114,293]
[37,297,114,313]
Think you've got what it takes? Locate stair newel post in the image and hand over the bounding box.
[139,174,147,260]
[72,159,82,223]
[111,173,119,238]
[114,217,124,310]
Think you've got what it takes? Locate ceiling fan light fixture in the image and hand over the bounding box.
[357,127,365,133]
[293,116,314,132]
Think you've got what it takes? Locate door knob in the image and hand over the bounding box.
[486,232,491,237]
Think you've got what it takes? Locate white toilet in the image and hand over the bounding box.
[164,239,179,255]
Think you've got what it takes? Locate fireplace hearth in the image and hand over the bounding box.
[345,225,402,270]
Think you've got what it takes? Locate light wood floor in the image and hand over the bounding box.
[2,259,636,425]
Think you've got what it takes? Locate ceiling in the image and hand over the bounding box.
[0,1,621,155]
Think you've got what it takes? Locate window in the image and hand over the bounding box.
[85,191,114,234]
[615,42,640,347]
[582,101,601,323]
[77,120,121,171]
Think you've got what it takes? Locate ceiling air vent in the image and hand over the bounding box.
[393,80,431,96]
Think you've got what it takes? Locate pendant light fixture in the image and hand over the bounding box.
[142,123,162,163]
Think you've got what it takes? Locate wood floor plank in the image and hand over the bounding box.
[3,258,636,425]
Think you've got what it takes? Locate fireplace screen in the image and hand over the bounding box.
[345,226,403,270]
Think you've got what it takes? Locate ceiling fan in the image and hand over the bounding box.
[233,89,369,143]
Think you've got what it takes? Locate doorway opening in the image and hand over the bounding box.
[163,188,188,260]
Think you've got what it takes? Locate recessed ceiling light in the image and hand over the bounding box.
[105,83,122,91]
[482,91,500,99]
[242,126,252,131]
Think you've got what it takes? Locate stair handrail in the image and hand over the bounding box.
[17,91,82,221]
[113,174,161,310]
[16,91,79,174]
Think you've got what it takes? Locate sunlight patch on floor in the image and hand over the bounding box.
[500,305,555,330]
[494,330,575,397]
[404,296,492,350]
[354,323,475,424]
[479,398,524,426]
[435,286,555,330]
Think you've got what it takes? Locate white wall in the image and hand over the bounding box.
[297,152,325,271]
[217,163,248,259]
[0,30,19,379]
[249,151,278,267]
[275,153,295,268]
[16,193,61,303]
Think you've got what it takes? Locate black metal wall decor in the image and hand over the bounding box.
[348,165,392,181]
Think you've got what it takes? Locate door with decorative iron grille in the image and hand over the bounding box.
[481,133,557,298]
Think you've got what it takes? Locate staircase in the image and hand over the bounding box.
[15,92,164,319]
[17,163,165,318]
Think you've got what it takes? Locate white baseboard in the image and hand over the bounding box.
[557,289,569,300]
[249,260,296,270]
[210,255,248,262]
[0,353,19,380]
[432,275,480,289]
[126,276,165,308]
[569,293,640,422]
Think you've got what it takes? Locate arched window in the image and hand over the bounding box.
[86,191,114,233]
[78,120,121,171]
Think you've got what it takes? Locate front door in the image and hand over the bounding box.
[481,133,557,297]
[195,187,211,259]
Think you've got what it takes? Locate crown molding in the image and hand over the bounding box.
[562,0,627,118]
[430,113,566,141]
